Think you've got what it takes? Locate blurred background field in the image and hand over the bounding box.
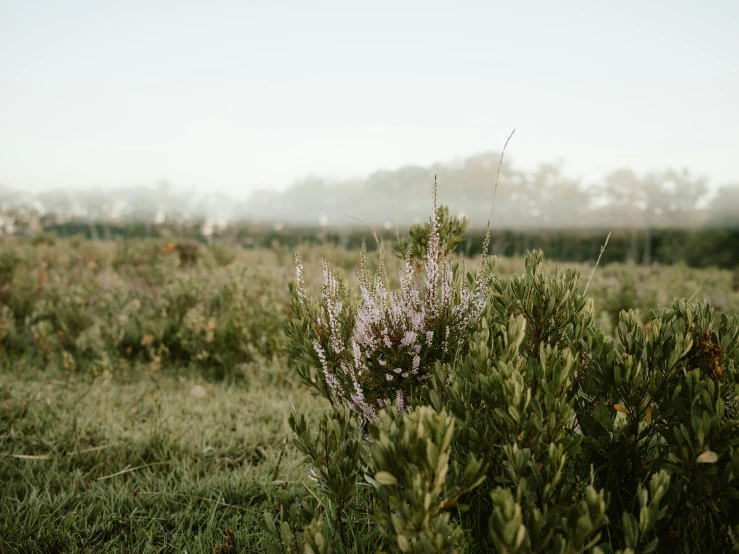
[1,235,738,379]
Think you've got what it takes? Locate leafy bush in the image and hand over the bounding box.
[369,405,484,554]
[0,239,287,378]
[283,188,739,553]
[393,204,469,269]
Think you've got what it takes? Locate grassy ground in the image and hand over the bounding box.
[0,362,325,553]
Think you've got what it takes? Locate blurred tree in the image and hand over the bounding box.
[661,168,709,226]
[601,168,709,263]
[524,163,592,228]
[708,184,739,227]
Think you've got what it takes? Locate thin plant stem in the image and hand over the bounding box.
[584,231,611,295]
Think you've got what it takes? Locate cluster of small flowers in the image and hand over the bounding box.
[295,184,493,420]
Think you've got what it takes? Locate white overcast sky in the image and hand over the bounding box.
[1,0,738,198]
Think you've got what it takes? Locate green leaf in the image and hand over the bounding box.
[262,511,278,538]
[696,451,718,464]
[579,414,608,438]
[642,537,660,554]
[622,512,638,548]
[593,402,613,432]
[396,534,410,552]
[375,471,398,486]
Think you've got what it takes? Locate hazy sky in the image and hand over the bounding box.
[1,0,738,198]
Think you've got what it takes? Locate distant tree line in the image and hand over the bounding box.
[1,151,737,267]
[26,220,739,270]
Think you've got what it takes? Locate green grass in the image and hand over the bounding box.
[0,362,326,553]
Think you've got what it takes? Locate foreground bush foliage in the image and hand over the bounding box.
[282,194,739,553]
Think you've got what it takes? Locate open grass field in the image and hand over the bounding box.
[2,235,739,552]
[1,361,324,553]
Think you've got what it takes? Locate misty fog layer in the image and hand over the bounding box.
[1,152,737,234]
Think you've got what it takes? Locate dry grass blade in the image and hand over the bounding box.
[488,128,516,224]
[584,231,611,295]
[139,491,251,512]
[271,438,288,481]
[344,213,380,247]
[5,454,53,460]
[96,461,172,481]
[70,444,116,456]
[688,273,714,303]
[387,182,400,243]
[6,445,117,461]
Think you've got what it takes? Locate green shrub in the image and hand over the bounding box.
[0,238,288,377]
[284,188,739,553]
[394,204,469,269]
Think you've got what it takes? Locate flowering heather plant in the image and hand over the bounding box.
[291,183,494,420]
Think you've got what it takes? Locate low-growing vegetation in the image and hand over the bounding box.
[1,189,739,552]
[281,190,739,553]
[0,239,290,379]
